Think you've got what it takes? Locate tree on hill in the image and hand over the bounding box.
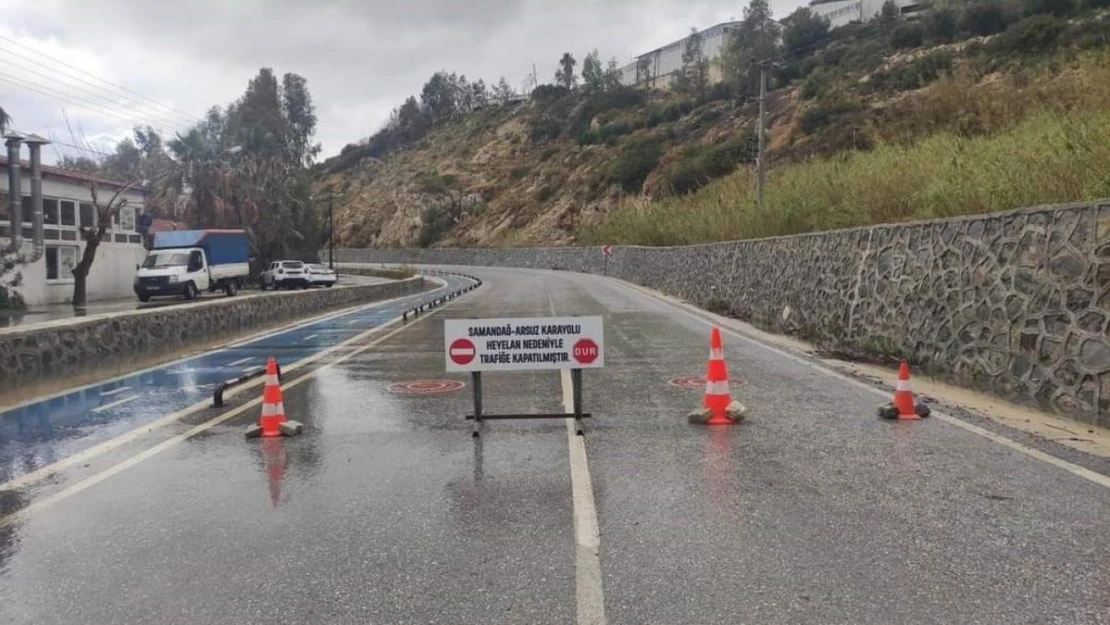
[582,49,604,93]
[421,72,457,124]
[472,79,489,108]
[674,27,709,101]
[493,76,515,104]
[635,56,653,88]
[604,57,624,91]
[555,52,578,90]
[721,0,781,98]
[782,7,830,59]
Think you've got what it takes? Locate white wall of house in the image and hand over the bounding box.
[1,168,148,307]
[619,22,740,88]
[811,0,919,28]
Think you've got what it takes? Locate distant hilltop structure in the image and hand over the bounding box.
[618,0,926,90]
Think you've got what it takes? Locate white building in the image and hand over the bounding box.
[1,142,148,308]
[619,22,741,89]
[809,0,924,28]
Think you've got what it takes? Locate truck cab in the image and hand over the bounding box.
[134,248,210,301]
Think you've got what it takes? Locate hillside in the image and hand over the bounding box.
[316,2,1110,248]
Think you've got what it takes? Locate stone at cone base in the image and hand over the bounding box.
[915,403,932,418]
[279,420,304,436]
[686,407,713,424]
[725,400,747,421]
[877,403,899,420]
[244,424,263,438]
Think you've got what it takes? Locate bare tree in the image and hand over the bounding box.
[72,181,139,311]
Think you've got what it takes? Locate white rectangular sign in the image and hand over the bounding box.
[444,316,605,372]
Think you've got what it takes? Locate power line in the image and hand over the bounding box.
[0,33,204,125]
[10,128,115,158]
[0,71,183,137]
[0,53,201,130]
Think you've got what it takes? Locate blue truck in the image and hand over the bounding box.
[133,229,251,301]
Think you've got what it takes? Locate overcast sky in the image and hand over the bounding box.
[0,0,809,164]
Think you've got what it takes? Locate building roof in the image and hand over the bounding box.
[0,155,149,193]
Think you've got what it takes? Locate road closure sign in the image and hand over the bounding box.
[444,316,605,372]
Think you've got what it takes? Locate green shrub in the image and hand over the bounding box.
[417,205,453,247]
[926,9,960,42]
[532,84,570,102]
[707,81,733,102]
[644,99,696,128]
[1024,0,1076,16]
[799,96,863,134]
[413,170,454,194]
[870,51,954,92]
[610,136,664,193]
[989,14,1065,54]
[662,136,752,196]
[529,116,562,142]
[509,165,530,180]
[1086,0,1110,8]
[960,2,1012,36]
[892,24,925,48]
[0,286,26,311]
[535,184,557,202]
[800,69,831,100]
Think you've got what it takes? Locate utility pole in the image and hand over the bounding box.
[328,196,335,271]
[756,60,768,204]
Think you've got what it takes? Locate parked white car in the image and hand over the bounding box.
[306,264,337,288]
[261,260,309,290]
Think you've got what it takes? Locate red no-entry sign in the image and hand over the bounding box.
[573,338,599,365]
[449,338,476,365]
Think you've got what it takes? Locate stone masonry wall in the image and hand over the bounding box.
[339,201,1110,427]
[0,277,426,390]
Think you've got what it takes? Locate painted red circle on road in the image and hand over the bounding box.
[669,375,707,389]
[449,338,476,365]
[388,380,466,394]
[573,338,599,365]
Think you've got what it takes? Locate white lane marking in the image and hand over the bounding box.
[99,386,131,397]
[0,288,471,523]
[0,277,450,415]
[347,319,363,325]
[90,395,140,414]
[226,357,253,367]
[551,286,608,625]
[242,367,258,374]
[302,334,318,342]
[0,278,461,494]
[608,278,1110,491]
[561,369,607,625]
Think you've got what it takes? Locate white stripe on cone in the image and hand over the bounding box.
[705,380,730,395]
[896,379,912,391]
[264,373,279,386]
[709,348,724,360]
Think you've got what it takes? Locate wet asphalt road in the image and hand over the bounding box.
[1,267,1109,624]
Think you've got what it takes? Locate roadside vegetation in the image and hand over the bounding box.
[310,0,1110,248]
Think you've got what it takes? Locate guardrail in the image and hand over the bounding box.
[213,362,282,408]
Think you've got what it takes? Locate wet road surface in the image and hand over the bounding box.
[0,273,469,487]
[1,267,1108,624]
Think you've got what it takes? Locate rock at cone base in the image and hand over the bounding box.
[245,424,263,438]
[279,420,304,436]
[687,407,713,424]
[915,403,932,418]
[877,403,899,420]
[726,400,747,421]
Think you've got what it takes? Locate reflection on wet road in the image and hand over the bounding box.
[0,267,1108,625]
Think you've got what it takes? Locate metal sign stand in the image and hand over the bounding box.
[467,369,590,438]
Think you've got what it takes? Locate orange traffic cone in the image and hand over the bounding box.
[877,360,931,421]
[893,361,918,420]
[688,327,746,425]
[245,357,304,438]
[259,357,286,436]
